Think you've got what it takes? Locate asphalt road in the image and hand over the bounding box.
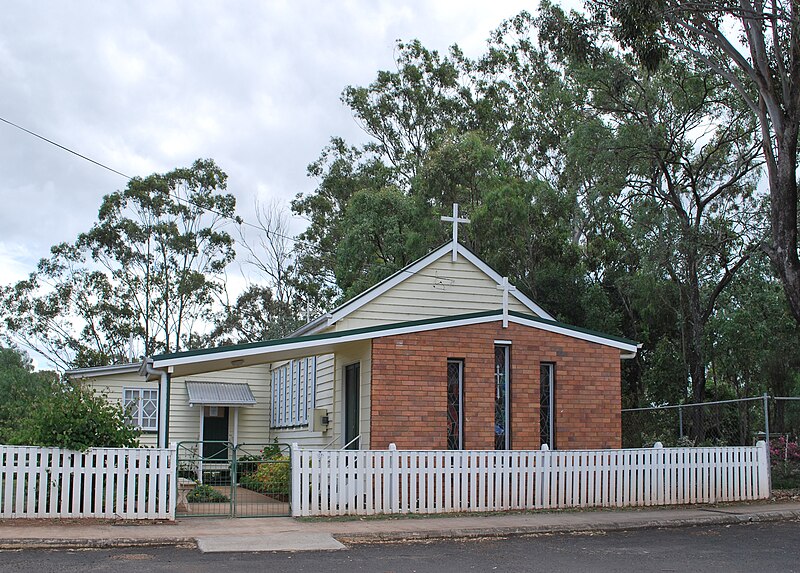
[1,521,798,573]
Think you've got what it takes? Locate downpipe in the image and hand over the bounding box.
[139,358,169,449]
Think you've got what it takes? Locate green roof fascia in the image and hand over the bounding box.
[153,309,638,363]
[152,309,498,362]
[507,310,639,348]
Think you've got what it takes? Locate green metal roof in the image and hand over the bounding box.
[153,309,639,363]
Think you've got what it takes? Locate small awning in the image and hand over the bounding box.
[186,381,257,406]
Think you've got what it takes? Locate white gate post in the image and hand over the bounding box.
[291,443,301,516]
[169,442,178,520]
[756,440,771,499]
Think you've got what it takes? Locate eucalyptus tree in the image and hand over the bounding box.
[708,255,800,403]
[80,158,237,356]
[341,39,473,184]
[205,285,301,346]
[533,4,766,417]
[593,0,800,325]
[292,138,396,308]
[570,64,761,422]
[0,159,237,367]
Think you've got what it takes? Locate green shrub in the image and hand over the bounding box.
[239,456,290,495]
[235,439,285,481]
[186,484,229,503]
[9,380,140,450]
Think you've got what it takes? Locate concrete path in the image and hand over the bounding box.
[1,501,799,553]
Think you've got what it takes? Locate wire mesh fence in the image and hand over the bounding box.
[769,398,800,489]
[175,441,291,517]
[622,395,800,489]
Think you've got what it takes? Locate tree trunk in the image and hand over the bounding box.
[767,122,800,323]
[685,256,707,441]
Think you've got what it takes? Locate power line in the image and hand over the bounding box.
[0,114,301,242]
[0,116,131,179]
[0,116,478,258]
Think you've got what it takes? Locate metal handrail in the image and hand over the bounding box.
[341,434,361,450]
[321,434,340,450]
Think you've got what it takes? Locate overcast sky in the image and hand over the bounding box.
[1,0,567,291]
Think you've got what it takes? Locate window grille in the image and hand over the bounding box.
[123,388,158,431]
[271,357,317,427]
[540,363,555,448]
[447,359,464,450]
[494,346,510,449]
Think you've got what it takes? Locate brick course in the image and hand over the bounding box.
[369,321,622,451]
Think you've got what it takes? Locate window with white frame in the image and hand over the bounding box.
[494,345,511,450]
[540,363,555,449]
[123,388,158,431]
[271,357,317,428]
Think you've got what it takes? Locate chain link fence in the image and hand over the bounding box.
[622,396,800,489]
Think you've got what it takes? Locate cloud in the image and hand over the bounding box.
[0,0,537,319]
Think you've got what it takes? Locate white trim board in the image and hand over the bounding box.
[301,242,553,336]
[66,362,143,378]
[153,312,638,376]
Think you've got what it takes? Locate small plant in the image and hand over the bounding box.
[770,436,800,490]
[186,483,229,503]
[769,436,800,463]
[239,455,291,497]
[236,438,285,481]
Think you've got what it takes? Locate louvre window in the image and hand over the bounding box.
[271,357,317,428]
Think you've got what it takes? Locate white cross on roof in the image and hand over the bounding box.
[496,276,517,328]
[440,203,470,262]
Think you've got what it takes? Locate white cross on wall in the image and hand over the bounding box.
[496,276,517,328]
[440,203,470,262]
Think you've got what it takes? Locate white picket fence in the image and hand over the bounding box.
[290,442,771,517]
[0,445,177,519]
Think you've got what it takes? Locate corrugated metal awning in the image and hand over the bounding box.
[186,381,256,406]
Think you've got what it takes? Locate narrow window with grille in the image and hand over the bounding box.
[447,359,464,450]
[495,346,510,449]
[540,363,555,449]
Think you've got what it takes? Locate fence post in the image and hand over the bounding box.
[756,440,771,498]
[388,443,397,513]
[762,393,770,446]
[169,443,178,520]
[678,408,684,440]
[653,442,663,505]
[290,443,301,517]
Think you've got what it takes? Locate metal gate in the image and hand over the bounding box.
[175,441,291,517]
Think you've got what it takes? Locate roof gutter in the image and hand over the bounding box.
[139,358,169,449]
[620,343,644,360]
[289,312,332,337]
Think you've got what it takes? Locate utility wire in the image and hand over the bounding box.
[0,114,300,241]
[1,116,131,179]
[0,116,475,266]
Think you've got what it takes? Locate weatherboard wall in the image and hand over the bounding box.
[333,251,531,332]
[169,365,271,446]
[74,371,159,448]
[267,353,337,448]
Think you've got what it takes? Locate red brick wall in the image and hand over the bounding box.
[369,321,621,451]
